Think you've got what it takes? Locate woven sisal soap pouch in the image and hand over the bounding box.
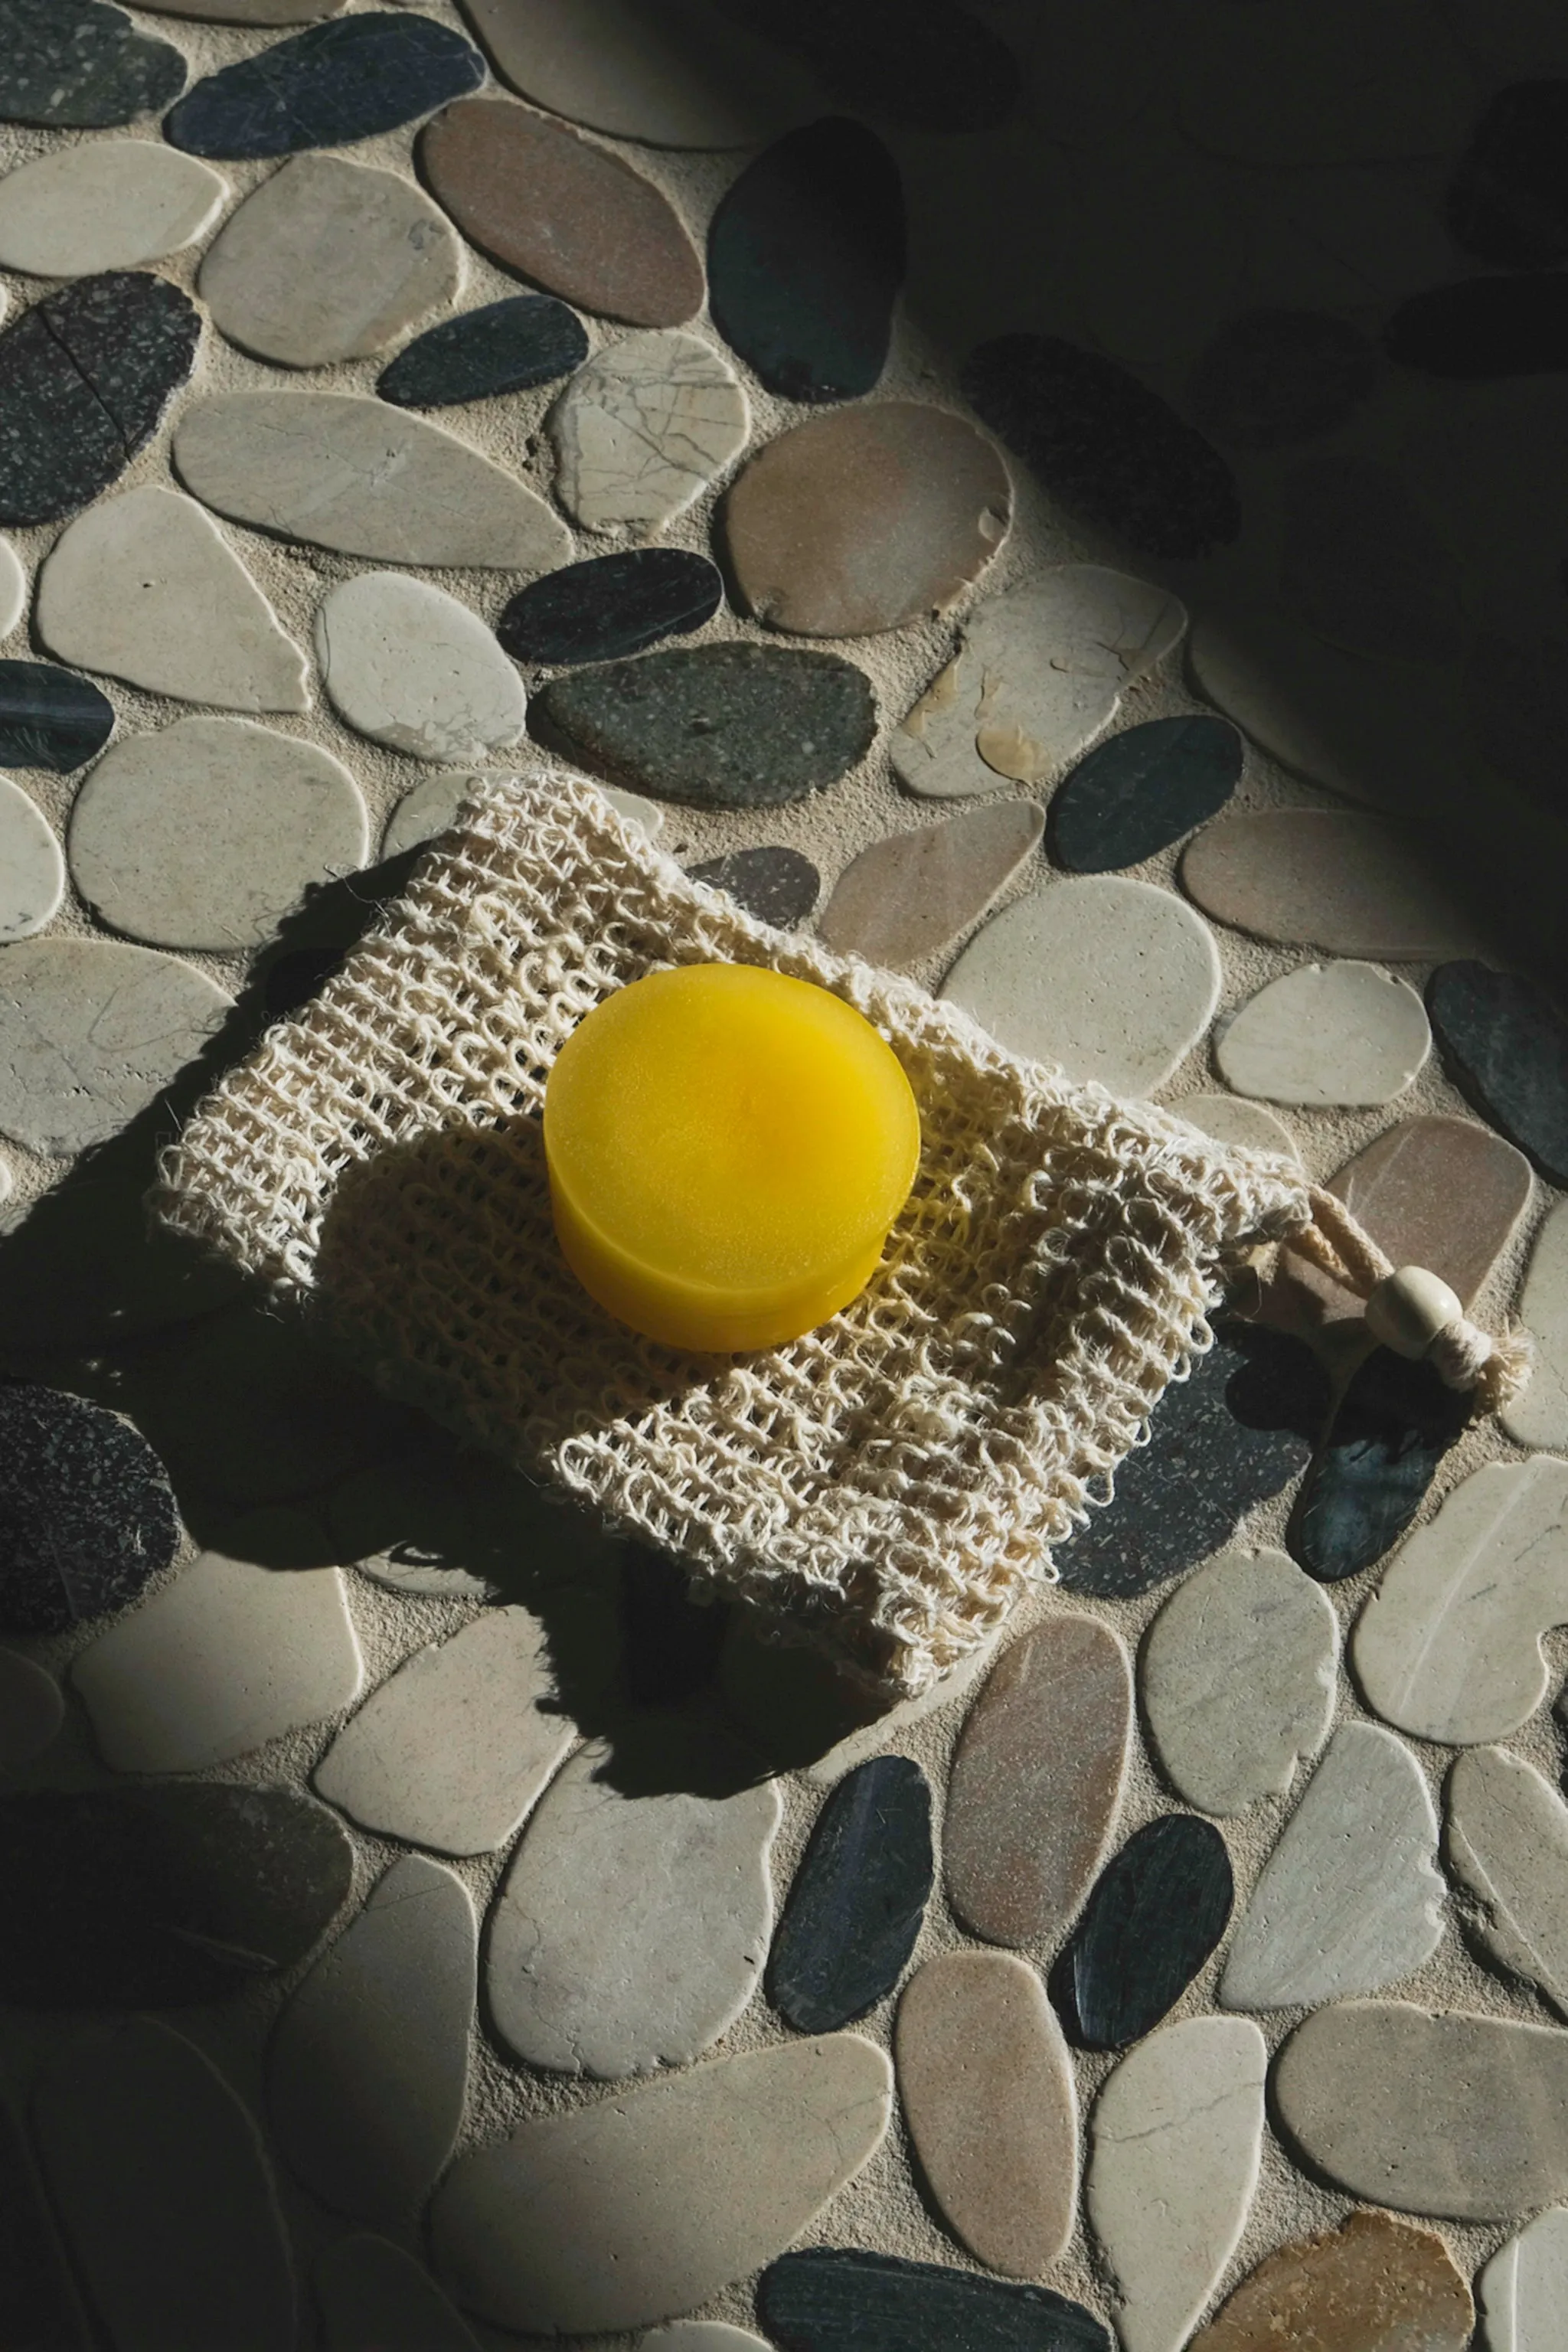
[152,771,1524,1697]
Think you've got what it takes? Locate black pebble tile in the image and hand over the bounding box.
[1048,716,1243,874]
[1186,309,1377,451]
[1427,959,1568,1184]
[0,271,201,528]
[1055,1323,1327,1600]
[0,662,115,772]
[708,117,905,403]
[0,1785,353,2006]
[1446,80,1568,266]
[758,2249,1112,2351]
[1289,1347,1471,1583]
[164,11,485,158]
[687,845,821,927]
[377,293,588,407]
[722,0,1020,133]
[0,0,185,129]
[0,1380,179,1636]
[496,549,722,668]
[767,1756,933,2032]
[1385,273,1568,377]
[962,332,1240,561]
[1054,1815,1233,2050]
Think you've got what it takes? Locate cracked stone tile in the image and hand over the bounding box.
[1507,1200,1568,1449]
[1216,962,1431,1107]
[316,573,525,763]
[0,775,63,942]
[551,330,747,530]
[1481,2207,1568,2352]
[0,937,230,1156]
[0,140,226,276]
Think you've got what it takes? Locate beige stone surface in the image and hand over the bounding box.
[817,801,1043,969]
[551,329,748,531]
[1182,808,1482,958]
[0,141,227,276]
[942,876,1221,1093]
[1142,1546,1336,1816]
[1171,1092,1302,1162]
[1275,2001,1568,2220]
[945,1613,1131,1947]
[1447,1746,1568,2020]
[428,2034,892,2333]
[1216,961,1430,1106]
[894,1949,1076,2278]
[725,404,1013,639]
[0,775,63,943]
[1353,1457,1568,1744]
[38,488,309,714]
[0,1645,63,1767]
[1189,2209,1473,2352]
[1506,1200,1568,1452]
[174,391,572,570]
[1481,2207,1568,2352]
[200,155,461,369]
[894,567,1186,799]
[1088,2016,1267,2352]
[0,938,230,1156]
[315,573,526,763]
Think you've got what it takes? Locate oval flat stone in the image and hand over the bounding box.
[0,1380,178,1635]
[1217,962,1430,1107]
[1049,716,1242,874]
[708,118,903,403]
[1190,2209,1473,2352]
[379,292,587,407]
[1088,2017,1266,2352]
[1290,1346,1471,1583]
[175,390,570,570]
[497,548,721,668]
[895,1951,1077,2277]
[0,937,230,1156]
[1448,80,1568,266]
[1171,1093,1302,1162]
[0,660,113,770]
[428,2034,892,2334]
[167,12,485,157]
[757,2250,1111,2352]
[767,1756,931,2033]
[488,1741,779,2076]
[945,1615,1131,1947]
[1058,1815,1233,2050]
[1508,1200,1568,1450]
[0,141,226,276]
[818,801,1042,969]
[313,1605,573,1855]
[73,1550,363,1773]
[687,846,819,927]
[893,567,1187,801]
[1428,960,1568,1185]
[1481,2207,1568,2352]
[0,1645,62,1767]
[38,487,309,712]
[942,877,1221,1094]
[270,1854,475,2225]
[422,96,703,326]
[1183,808,1481,959]
[1142,1547,1336,1818]
[1280,453,1466,665]
[0,271,201,527]
[725,403,1011,636]
[316,2236,483,2352]
[962,332,1240,561]
[1387,273,1568,378]
[69,717,369,952]
[0,1782,352,2003]
[1186,308,1377,450]
[530,642,875,805]
[1354,1457,1568,1741]
[0,776,62,941]
[550,327,748,530]
[1220,1722,1445,2011]
[34,2018,293,2352]
[1449,1746,1568,2018]
[201,154,461,369]
[1276,2001,1568,2220]
[0,0,186,127]
[316,574,526,763]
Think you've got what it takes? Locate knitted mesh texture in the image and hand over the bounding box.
[152,771,1312,1696]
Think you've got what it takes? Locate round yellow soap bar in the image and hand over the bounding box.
[543,963,921,1353]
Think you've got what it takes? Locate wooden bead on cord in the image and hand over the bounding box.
[1364,1266,1465,1361]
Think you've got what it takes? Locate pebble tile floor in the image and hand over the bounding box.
[4,1,1568,2346]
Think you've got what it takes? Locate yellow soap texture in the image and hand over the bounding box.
[543,962,921,1353]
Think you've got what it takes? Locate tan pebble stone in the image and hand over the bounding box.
[945,1613,1131,1947]
[1506,1200,1568,1452]
[551,329,747,530]
[0,142,227,277]
[1216,962,1430,1107]
[38,488,309,714]
[1447,1746,1568,2019]
[1188,2208,1472,2352]
[1353,1457,1568,1744]
[725,403,1012,639]
[1172,1093,1302,1162]
[422,97,703,326]
[1089,2016,1267,2352]
[818,801,1043,969]
[1183,808,1481,959]
[1481,2207,1568,2352]
[201,155,461,370]
[0,939,230,1157]
[428,2034,892,2334]
[1142,1546,1337,1816]
[0,776,64,942]
[894,1949,1076,2277]
[315,574,525,764]
[1276,2001,1568,2220]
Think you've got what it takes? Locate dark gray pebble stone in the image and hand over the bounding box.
[377,294,588,407]
[0,662,115,772]
[1427,959,1568,1185]
[1053,1814,1233,2049]
[1048,715,1243,874]
[758,2247,1112,2351]
[496,548,722,668]
[0,0,185,129]
[1186,309,1377,451]
[1289,1346,1471,1584]
[687,845,820,927]
[165,11,485,158]
[766,1755,933,2033]
[0,1380,179,1635]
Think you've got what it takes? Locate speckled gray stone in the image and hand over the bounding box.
[0,0,186,129]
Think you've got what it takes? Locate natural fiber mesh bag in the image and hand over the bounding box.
[149,772,1370,1694]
